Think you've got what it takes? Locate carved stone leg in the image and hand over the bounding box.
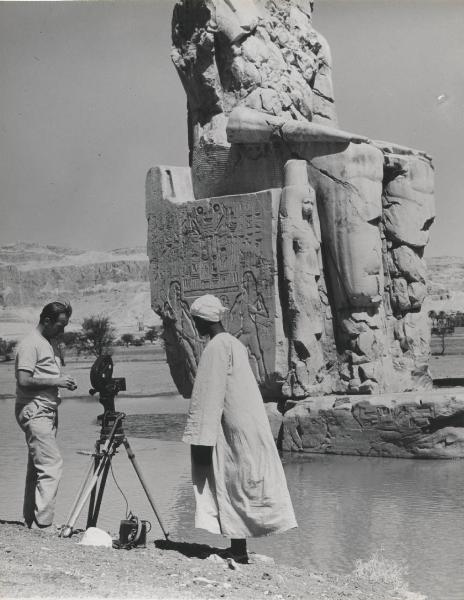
[279,160,326,397]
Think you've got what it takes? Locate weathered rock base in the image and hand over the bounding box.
[265,389,464,459]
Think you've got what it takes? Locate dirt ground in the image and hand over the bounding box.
[0,522,425,600]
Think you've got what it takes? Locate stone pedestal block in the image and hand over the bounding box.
[146,166,286,398]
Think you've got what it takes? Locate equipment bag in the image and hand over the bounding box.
[114,514,149,549]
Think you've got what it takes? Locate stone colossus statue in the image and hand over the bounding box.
[146,0,435,401]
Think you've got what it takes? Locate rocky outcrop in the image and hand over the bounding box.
[0,243,156,337]
[0,261,149,307]
[278,391,464,458]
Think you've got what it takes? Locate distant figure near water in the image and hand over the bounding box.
[183,294,297,563]
[15,301,77,529]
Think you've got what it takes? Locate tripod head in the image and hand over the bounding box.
[89,354,126,413]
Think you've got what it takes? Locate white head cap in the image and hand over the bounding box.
[190,294,228,323]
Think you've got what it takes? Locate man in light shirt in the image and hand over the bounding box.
[15,301,77,529]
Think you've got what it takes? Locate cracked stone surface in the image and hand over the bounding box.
[146,0,437,425]
[279,390,464,458]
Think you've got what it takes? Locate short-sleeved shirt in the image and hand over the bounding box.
[15,329,61,410]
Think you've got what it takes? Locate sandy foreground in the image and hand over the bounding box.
[0,522,425,600]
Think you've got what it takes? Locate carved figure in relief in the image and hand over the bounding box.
[280,160,325,395]
[168,281,198,355]
[229,270,269,381]
[160,282,201,397]
[219,294,231,331]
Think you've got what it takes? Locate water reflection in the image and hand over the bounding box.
[124,413,187,441]
[1,396,464,600]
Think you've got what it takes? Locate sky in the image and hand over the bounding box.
[0,0,463,257]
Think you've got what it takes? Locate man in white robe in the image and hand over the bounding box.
[182,294,297,562]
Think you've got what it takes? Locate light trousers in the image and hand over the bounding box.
[15,402,63,527]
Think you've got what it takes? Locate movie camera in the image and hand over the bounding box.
[88,355,127,437]
[59,354,168,541]
[89,354,126,411]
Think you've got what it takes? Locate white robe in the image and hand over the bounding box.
[183,332,297,538]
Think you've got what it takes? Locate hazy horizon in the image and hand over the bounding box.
[1,0,463,257]
[1,240,464,262]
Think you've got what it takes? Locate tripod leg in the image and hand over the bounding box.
[86,451,102,529]
[60,450,113,537]
[122,438,169,539]
[62,456,95,532]
[87,458,112,528]
[60,414,125,538]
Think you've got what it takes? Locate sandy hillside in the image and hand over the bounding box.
[1,243,464,341]
[0,243,159,338]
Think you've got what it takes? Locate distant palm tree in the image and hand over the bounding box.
[0,338,17,361]
[435,310,454,355]
[121,333,135,347]
[144,327,160,344]
[77,315,116,356]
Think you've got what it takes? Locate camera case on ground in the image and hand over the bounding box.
[116,515,148,549]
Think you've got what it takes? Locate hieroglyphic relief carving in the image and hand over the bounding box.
[157,283,200,398]
[153,197,272,301]
[229,270,270,381]
[147,165,283,397]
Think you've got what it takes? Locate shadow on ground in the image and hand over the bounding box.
[155,538,227,560]
[0,519,25,526]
